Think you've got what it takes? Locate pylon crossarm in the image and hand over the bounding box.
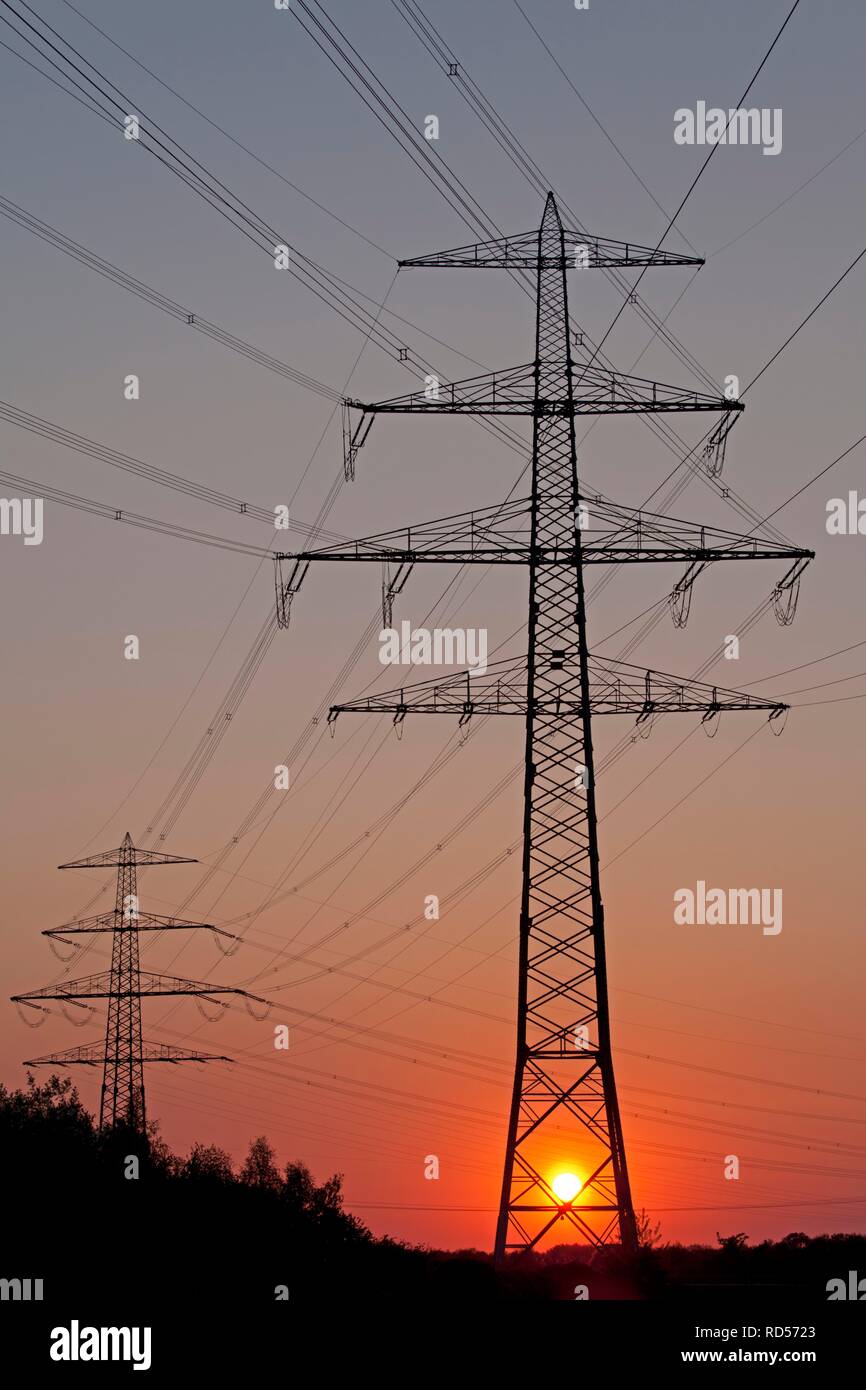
[23,1041,231,1066]
[277,497,533,566]
[326,654,787,722]
[12,972,263,1001]
[137,975,267,1002]
[272,493,811,571]
[345,364,743,418]
[399,227,702,270]
[43,912,238,940]
[581,496,808,562]
[59,841,197,871]
[328,657,526,721]
[12,973,113,1002]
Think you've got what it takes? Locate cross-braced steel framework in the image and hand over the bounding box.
[274,193,812,1261]
[11,833,266,1132]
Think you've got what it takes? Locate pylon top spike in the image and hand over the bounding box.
[541,190,561,229]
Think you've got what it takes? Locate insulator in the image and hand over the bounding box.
[275,584,291,631]
[61,1002,93,1028]
[15,1000,49,1029]
[670,563,706,630]
[635,711,654,740]
[48,936,79,963]
[669,585,692,629]
[768,707,789,737]
[773,576,801,626]
[342,401,355,481]
[703,412,738,478]
[381,561,393,629]
[211,929,240,958]
[195,995,227,1024]
[382,587,393,630]
[274,558,309,630]
[704,441,723,478]
[701,707,721,738]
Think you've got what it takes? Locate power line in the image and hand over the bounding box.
[0,397,347,532]
[0,194,343,402]
[57,0,395,259]
[395,0,718,392]
[509,0,699,253]
[575,0,803,376]
[0,475,269,557]
[710,123,866,259]
[298,0,800,553]
[741,638,866,687]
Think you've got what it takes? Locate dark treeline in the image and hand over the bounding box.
[2,1077,863,1304]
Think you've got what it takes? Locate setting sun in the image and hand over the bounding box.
[551,1172,582,1204]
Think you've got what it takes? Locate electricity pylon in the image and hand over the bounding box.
[11,832,266,1133]
[274,194,812,1261]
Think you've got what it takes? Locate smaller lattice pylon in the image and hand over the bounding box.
[11,833,267,1133]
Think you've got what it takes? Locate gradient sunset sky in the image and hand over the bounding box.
[2,0,865,1252]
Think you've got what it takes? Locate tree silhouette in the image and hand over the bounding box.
[240,1134,282,1191]
[2,1076,863,1303]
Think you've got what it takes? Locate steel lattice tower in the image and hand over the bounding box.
[103,832,146,1128]
[274,193,812,1260]
[12,833,266,1133]
[500,197,638,1253]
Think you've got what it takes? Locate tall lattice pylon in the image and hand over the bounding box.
[273,193,812,1260]
[504,198,639,1253]
[12,833,267,1132]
